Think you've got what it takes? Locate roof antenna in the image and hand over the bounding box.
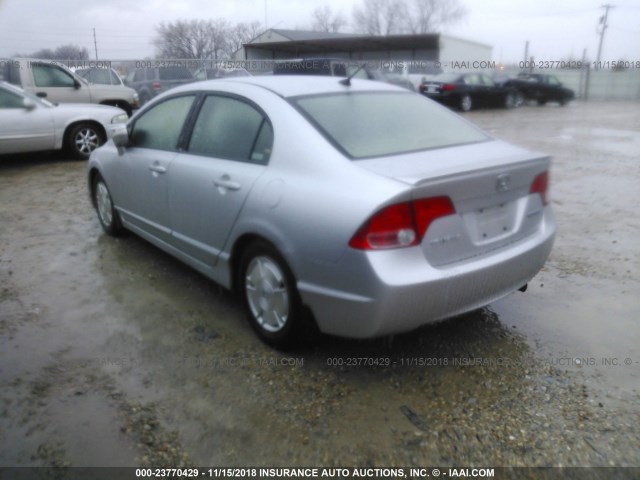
[339,63,366,86]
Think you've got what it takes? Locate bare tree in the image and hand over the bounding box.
[352,0,466,35]
[154,19,229,59]
[311,5,347,33]
[406,0,467,34]
[352,0,409,35]
[29,44,89,60]
[225,21,264,57]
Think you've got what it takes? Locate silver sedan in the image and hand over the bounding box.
[0,81,128,159]
[87,76,555,348]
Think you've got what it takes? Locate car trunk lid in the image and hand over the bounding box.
[357,140,551,266]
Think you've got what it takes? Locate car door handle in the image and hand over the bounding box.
[214,176,241,191]
[149,164,167,174]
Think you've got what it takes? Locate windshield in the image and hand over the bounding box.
[2,82,54,107]
[291,91,489,159]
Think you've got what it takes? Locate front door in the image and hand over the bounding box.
[0,86,54,154]
[112,94,197,244]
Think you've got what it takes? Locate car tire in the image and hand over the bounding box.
[514,92,525,107]
[66,122,105,160]
[460,94,472,112]
[139,91,151,106]
[504,92,516,109]
[238,241,307,349]
[93,175,123,236]
[537,99,547,106]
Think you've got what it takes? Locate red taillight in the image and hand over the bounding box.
[151,81,161,91]
[413,197,456,235]
[441,83,456,91]
[419,84,426,93]
[530,171,549,206]
[349,197,455,250]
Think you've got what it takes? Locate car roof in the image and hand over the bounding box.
[174,75,404,98]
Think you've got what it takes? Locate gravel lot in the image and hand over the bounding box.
[0,100,638,472]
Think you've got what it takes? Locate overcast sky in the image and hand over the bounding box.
[1,0,639,64]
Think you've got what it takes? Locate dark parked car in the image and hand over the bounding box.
[501,73,575,106]
[419,72,519,112]
[124,66,194,105]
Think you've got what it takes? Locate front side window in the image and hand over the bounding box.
[293,92,489,159]
[480,75,496,87]
[131,95,195,151]
[188,95,272,164]
[464,74,481,86]
[86,68,114,85]
[32,64,76,87]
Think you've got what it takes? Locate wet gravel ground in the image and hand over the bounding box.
[0,101,639,471]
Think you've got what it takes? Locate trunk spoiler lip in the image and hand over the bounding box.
[356,140,551,187]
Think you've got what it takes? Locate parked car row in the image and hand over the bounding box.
[0,55,575,116]
[1,58,139,116]
[419,72,574,111]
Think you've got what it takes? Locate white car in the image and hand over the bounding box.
[0,81,127,160]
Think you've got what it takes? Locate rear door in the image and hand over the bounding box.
[168,94,273,266]
[480,74,503,106]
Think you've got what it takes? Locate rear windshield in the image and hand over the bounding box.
[292,91,489,159]
[158,67,193,80]
[427,73,461,83]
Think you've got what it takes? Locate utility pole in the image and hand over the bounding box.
[523,40,529,66]
[596,4,613,69]
[93,27,98,61]
[264,0,268,30]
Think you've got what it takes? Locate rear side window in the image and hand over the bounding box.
[158,67,192,81]
[293,92,488,159]
[188,95,272,164]
[131,95,196,151]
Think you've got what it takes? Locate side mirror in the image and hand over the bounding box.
[74,79,82,89]
[23,98,36,110]
[113,130,129,156]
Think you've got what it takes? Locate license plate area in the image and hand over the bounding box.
[462,202,517,244]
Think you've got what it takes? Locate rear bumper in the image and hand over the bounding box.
[298,208,555,338]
